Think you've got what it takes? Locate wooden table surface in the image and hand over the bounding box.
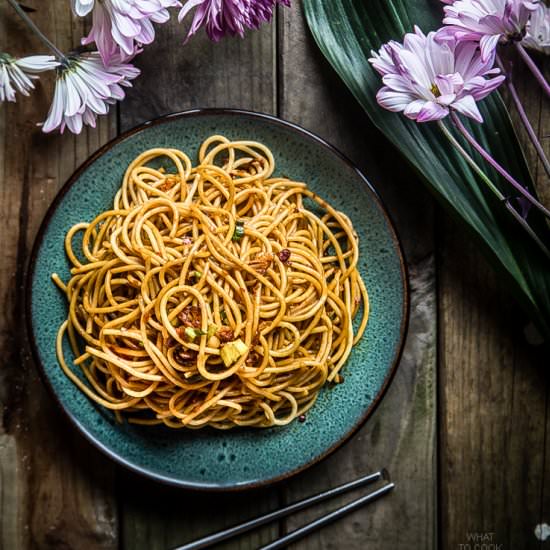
[1,3,548,549]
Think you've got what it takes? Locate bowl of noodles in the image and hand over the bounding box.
[26,109,408,490]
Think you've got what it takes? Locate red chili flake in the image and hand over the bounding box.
[277,249,291,264]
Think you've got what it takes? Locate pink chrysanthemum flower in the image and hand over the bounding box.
[369,27,505,123]
[523,2,550,55]
[179,0,290,42]
[42,52,140,134]
[72,0,181,64]
[439,0,540,61]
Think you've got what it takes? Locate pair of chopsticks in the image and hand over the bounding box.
[173,470,395,550]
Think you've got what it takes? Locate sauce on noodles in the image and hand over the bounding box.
[52,136,369,429]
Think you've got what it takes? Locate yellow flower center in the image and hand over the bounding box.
[430,83,441,97]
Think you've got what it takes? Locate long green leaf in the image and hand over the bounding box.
[303,0,550,337]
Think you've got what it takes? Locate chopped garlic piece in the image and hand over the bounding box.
[220,338,248,367]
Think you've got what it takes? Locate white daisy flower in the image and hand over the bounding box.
[0,53,59,102]
[42,51,140,134]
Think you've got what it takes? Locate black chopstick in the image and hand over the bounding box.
[173,470,386,550]
[259,482,395,550]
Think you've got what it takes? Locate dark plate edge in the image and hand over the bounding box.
[24,108,410,492]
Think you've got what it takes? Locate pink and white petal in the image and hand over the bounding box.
[15,55,59,73]
[65,112,83,134]
[112,10,142,38]
[72,72,108,114]
[178,0,204,22]
[136,18,155,44]
[452,95,483,122]
[437,93,457,105]
[426,33,454,77]
[403,99,428,120]
[42,79,66,133]
[416,101,449,122]
[376,87,417,112]
[403,27,428,62]
[0,66,16,102]
[381,74,414,93]
[78,64,119,96]
[434,74,457,96]
[110,22,137,55]
[73,0,95,17]
[478,14,507,34]
[479,34,501,62]
[90,5,119,65]
[369,48,398,76]
[7,66,34,94]
[108,83,126,101]
[399,49,432,89]
[63,75,85,116]
[82,108,98,128]
[149,7,170,23]
[468,74,505,100]
[453,41,479,77]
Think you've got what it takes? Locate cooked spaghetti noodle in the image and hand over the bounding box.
[53,136,369,429]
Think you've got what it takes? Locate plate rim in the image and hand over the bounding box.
[25,108,410,491]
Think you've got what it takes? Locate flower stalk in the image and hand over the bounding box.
[6,0,66,61]
[450,111,550,220]
[496,55,550,178]
[515,41,550,98]
[438,119,550,260]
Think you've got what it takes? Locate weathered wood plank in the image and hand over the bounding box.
[118,14,281,550]
[0,2,118,549]
[439,222,547,550]
[120,17,276,131]
[535,50,550,550]
[0,5,26,548]
[121,476,282,550]
[439,50,549,550]
[277,5,437,549]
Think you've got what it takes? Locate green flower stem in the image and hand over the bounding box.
[437,120,504,199]
[6,0,66,61]
[438,119,550,260]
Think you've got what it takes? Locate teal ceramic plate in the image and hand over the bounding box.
[26,109,408,490]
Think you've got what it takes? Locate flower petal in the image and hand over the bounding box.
[403,99,428,119]
[73,0,95,16]
[452,95,483,122]
[376,87,416,112]
[15,55,60,73]
[479,34,501,62]
[416,101,449,122]
[42,78,66,133]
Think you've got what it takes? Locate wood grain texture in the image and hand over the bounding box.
[439,50,550,550]
[120,475,281,550]
[118,13,281,550]
[0,3,118,549]
[120,17,276,132]
[277,5,437,549]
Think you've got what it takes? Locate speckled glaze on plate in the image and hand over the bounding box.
[26,109,408,490]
